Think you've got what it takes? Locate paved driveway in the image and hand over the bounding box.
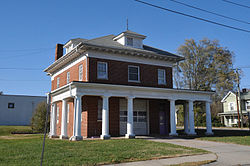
[149,138,250,166]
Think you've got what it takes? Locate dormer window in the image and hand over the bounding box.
[127,37,133,46]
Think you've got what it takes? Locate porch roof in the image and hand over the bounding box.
[51,82,214,103]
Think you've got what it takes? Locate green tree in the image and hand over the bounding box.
[175,38,237,98]
[31,101,49,133]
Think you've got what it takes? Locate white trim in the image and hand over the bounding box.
[128,65,140,83]
[221,91,236,102]
[88,50,174,67]
[97,61,108,80]
[51,55,86,80]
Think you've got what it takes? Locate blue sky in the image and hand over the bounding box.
[0,0,249,96]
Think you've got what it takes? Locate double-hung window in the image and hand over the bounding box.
[66,72,70,84]
[57,77,60,88]
[229,102,235,111]
[158,69,166,85]
[246,101,250,110]
[128,65,140,82]
[97,62,108,79]
[127,37,133,46]
[79,64,83,81]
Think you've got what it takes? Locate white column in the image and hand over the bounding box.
[125,96,135,138]
[70,95,83,141]
[60,99,68,139]
[184,102,189,134]
[101,95,110,139]
[188,100,196,135]
[50,103,57,138]
[170,99,178,136]
[205,101,213,135]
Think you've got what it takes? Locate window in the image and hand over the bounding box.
[79,64,83,81]
[119,111,147,122]
[67,104,70,123]
[66,72,70,84]
[128,66,140,82]
[57,107,59,124]
[97,99,102,121]
[246,101,250,110]
[8,103,15,109]
[97,62,108,79]
[127,37,133,46]
[57,77,60,88]
[158,69,166,85]
[229,102,235,111]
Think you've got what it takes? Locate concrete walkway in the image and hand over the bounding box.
[150,138,250,166]
[106,153,216,166]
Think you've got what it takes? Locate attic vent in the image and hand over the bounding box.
[127,37,133,46]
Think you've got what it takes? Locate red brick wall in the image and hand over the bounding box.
[88,57,173,88]
[67,99,74,137]
[80,96,120,138]
[51,59,87,91]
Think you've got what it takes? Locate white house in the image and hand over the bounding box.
[0,94,46,125]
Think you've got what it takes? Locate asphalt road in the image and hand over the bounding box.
[150,138,250,166]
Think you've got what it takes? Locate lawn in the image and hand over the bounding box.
[177,128,250,146]
[0,126,207,166]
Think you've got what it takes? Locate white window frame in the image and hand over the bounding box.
[97,62,108,80]
[127,37,133,46]
[66,72,70,84]
[79,64,83,81]
[158,69,166,85]
[57,77,60,88]
[128,65,140,82]
[229,102,235,111]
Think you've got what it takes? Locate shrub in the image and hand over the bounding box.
[31,101,50,133]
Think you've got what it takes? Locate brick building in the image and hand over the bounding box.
[44,30,213,141]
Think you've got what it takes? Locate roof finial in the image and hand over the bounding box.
[126,18,129,31]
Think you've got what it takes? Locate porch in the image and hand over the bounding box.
[49,82,214,140]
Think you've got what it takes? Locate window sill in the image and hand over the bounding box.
[128,80,140,83]
[97,120,102,122]
[97,77,108,80]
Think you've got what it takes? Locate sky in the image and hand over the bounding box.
[0,0,249,96]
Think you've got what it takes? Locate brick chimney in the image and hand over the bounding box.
[55,44,64,61]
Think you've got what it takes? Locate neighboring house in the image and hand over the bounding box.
[44,30,213,141]
[0,94,46,125]
[220,89,250,127]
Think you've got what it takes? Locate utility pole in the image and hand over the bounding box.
[236,68,243,128]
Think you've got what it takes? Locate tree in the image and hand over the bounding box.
[174,38,238,126]
[175,38,237,99]
[31,101,49,133]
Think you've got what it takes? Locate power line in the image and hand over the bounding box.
[222,0,250,9]
[0,67,43,70]
[169,0,250,25]
[0,47,54,52]
[134,0,250,33]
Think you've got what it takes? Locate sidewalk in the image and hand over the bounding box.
[105,153,217,166]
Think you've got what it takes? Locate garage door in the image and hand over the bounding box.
[120,99,148,135]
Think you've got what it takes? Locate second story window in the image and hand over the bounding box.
[229,102,234,111]
[158,69,166,85]
[128,65,140,82]
[127,37,133,46]
[97,62,108,79]
[246,101,250,110]
[79,64,83,81]
[57,77,60,88]
[67,72,70,84]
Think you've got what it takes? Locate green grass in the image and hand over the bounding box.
[177,129,250,146]
[199,136,250,146]
[0,126,32,136]
[0,126,208,166]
